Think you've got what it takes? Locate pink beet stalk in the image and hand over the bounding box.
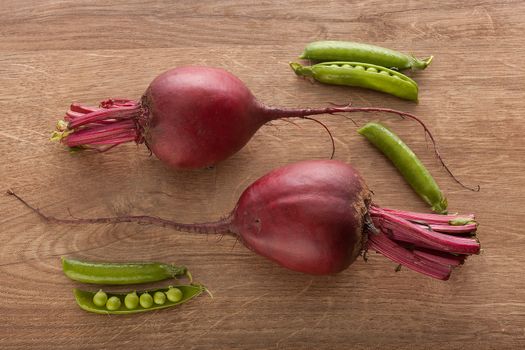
[380,207,475,225]
[52,99,144,152]
[367,205,479,280]
[413,249,465,267]
[419,223,478,235]
[370,206,480,254]
[367,234,453,280]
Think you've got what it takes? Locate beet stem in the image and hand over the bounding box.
[380,207,475,225]
[366,205,480,279]
[413,249,465,267]
[370,207,480,254]
[367,233,452,280]
[53,99,145,151]
[417,223,478,235]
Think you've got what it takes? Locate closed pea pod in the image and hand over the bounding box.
[290,62,418,101]
[300,40,433,70]
[73,285,206,315]
[61,257,191,285]
[358,122,448,214]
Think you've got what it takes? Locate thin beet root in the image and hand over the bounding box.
[6,190,232,235]
[50,66,475,190]
[7,160,480,280]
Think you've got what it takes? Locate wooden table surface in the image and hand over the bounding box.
[1,1,524,349]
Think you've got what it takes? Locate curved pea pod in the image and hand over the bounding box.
[300,40,433,70]
[62,257,191,285]
[73,285,206,315]
[358,122,448,214]
[290,62,418,101]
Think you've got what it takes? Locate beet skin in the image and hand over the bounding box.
[231,160,371,274]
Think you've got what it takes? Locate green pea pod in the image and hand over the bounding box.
[300,41,433,70]
[73,285,205,315]
[358,122,448,214]
[290,61,418,101]
[62,257,191,285]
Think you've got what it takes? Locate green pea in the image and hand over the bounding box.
[124,292,139,309]
[92,290,107,307]
[139,292,153,308]
[106,296,122,311]
[367,67,378,73]
[299,40,433,70]
[342,64,351,69]
[354,65,365,71]
[153,291,166,305]
[166,287,183,302]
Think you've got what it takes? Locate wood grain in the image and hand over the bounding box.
[1,1,524,349]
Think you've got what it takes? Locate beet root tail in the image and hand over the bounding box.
[6,189,233,235]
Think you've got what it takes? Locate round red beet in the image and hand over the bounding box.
[56,66,431,169]
[231,160,370,274]
[9,160,480,280]
[143,67,264,169]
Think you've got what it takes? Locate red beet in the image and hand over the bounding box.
[8,160,480,280]
[230,160,370,274]
[53,66,432,169]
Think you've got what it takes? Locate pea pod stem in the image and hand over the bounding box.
[62,257,191,285]
[300,40,433,70]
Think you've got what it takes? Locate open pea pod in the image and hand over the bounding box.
[73,284,206,315]
[290,61,418,101]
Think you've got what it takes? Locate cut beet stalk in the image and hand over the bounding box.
[367,233,452,280]
[370,207,480,254]
[420,223,478,235]
[380,207,475,225]
[413,248,465,267]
